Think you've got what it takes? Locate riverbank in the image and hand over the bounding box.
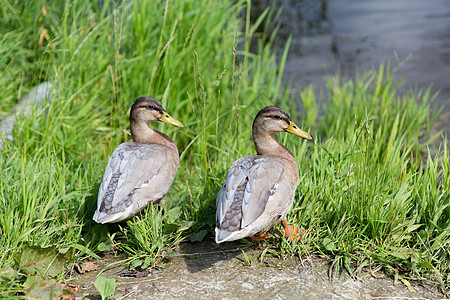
[71,241,444,299]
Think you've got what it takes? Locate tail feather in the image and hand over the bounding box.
[215,228,231,243]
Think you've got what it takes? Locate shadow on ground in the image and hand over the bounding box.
[179,239,246,274]
[70,240,446,299]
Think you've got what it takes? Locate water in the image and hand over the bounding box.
[256,0,450,138]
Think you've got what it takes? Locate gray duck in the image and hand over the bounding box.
[215,106,312,242]
[93,97,183,223]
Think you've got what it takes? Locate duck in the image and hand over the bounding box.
[93,97,184,224]
[215,106,312,243]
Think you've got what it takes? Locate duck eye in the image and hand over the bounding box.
[146,105,155,110]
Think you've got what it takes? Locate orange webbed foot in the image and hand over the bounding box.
[248,232,271,242]
[281,220,306,241]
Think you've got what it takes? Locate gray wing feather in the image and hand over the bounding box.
[97,142,167,210]
[240,158,284,228]
[216,156,285,230]
[216,163,248,226]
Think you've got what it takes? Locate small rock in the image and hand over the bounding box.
[0,81,54,148]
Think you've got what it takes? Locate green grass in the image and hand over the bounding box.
[288,69,449,289]
[0,0,449,297]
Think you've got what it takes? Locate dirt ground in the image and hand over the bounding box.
[70,240,446,300]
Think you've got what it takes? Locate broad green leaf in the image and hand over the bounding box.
[97,241,114,252]
[166,206,181,223]
[26,280,63,300]
[14,245,68,278]
[0,265,18,280]
[141,256,154,270]
[94,276,116,300]
[189,230,207,242]
[163,223,179,234]
[178,221,196,232]
[130,259,143,269]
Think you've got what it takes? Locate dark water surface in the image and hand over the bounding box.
[258,0,450,139]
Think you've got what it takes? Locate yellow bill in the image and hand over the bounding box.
[159,112,184,127]
[285,121,312,140]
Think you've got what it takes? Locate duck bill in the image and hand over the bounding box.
[159,112,184,127]
[285,121,312,140]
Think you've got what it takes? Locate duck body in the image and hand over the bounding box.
[215,106,312,243]
[216,155,299,242]
[94,142,179,223]
[93,97,183,224]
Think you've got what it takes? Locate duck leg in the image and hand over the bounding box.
[281,220,306,241]
[248,232,271,242]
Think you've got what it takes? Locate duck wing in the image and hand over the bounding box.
[94,142,171,223]
[216,156,285,239]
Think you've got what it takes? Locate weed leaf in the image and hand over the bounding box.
[94,275,116,300]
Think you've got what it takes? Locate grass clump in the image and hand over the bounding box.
[288,65,449,290]
[0,0,449,297]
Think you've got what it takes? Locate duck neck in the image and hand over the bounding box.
[130,120,176,150]
[252,130,297,166]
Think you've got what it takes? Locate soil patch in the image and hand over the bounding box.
[70,240,445,299]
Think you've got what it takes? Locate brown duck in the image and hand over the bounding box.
[215,106,312,242]
[93,97,183,223]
